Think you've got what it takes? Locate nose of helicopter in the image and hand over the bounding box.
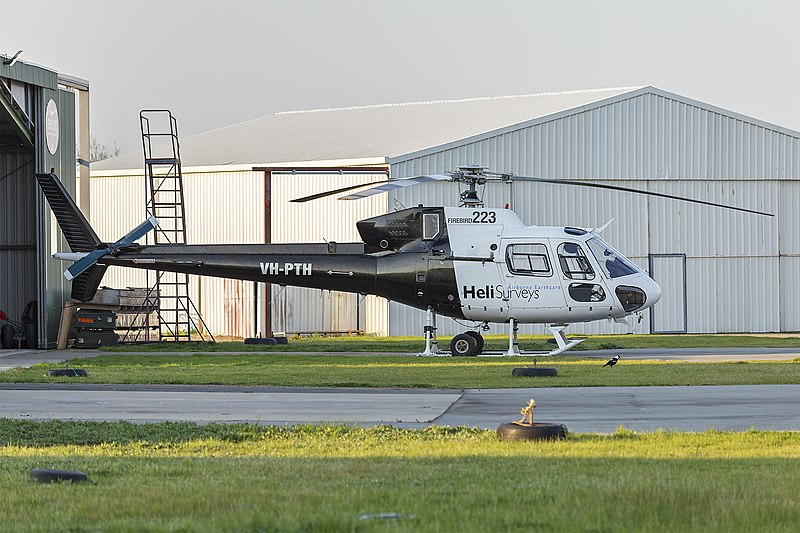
[643,275,662,309]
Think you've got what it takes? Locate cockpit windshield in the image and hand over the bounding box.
[586,237,641,279]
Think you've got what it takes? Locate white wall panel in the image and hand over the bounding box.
[90,171,263,338]
[90,174,149,292]
[183,171,265,244]
[779,257,800,331]
[269,172,388,334]
[686,258,779,333]
[195,277,254,339]
[647,180,778,257]
[649,255,686,333]
[272,286,364,334]
[779,182,800,253]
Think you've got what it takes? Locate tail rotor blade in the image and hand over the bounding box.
[62,216,158,281]
[64,249,110,281]
[115,216,158,247]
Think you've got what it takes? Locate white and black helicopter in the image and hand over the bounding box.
[36,166,771,356]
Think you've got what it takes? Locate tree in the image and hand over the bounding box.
[89,136,120,162]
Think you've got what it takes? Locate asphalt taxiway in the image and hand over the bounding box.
[1,381,799,432]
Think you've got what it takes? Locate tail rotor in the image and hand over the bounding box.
[63,217,157,280]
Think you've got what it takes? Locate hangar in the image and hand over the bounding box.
[1,57,89,348]
[91,86,799,338]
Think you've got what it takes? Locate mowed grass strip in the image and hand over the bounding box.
[2,421,800,532]
[3,353,800,388]
[101,333,800,353]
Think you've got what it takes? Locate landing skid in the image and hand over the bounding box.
[475,320,584,357]
[417,313,584,357]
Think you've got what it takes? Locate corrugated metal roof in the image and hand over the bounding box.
[0,57,58,89]
[92,87,644,171]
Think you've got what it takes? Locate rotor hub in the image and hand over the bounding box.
[460,188,483,207]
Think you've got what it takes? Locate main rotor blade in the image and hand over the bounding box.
[340,174,451,201]
[290,174,452,202]
[290,180,393,203]
[509,176,774,217]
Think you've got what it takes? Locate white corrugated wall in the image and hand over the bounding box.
[387,90,798,335]
[269,171,388,335]
[90,169,264,337]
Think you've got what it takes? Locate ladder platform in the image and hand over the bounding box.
[145,157,180,165]
[138,109,213,344]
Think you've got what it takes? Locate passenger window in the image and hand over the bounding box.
[506,244,552,276]
[568,283,606,302]
[422,213,440,240]
[557,242,595,280]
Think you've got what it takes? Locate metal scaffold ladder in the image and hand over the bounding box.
[138,109,213,343]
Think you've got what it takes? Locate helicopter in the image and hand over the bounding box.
[35,166,772,356]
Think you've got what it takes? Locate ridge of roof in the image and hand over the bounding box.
[275,86,646,116]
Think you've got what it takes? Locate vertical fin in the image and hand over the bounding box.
[35,172,100,252]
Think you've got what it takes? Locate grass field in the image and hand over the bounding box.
[3,353,800,388]
[2,420,799,532]
[101,333,800,353]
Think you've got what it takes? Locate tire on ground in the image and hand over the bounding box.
[512,367,558,377]
[30,468,88,483]
[46,369,88,377]
[244,337,278,345]
[1,324,16,349]
[450,333,477,356]
[24,323,37,349]
[496,422,568,441]
[465,331,484,354]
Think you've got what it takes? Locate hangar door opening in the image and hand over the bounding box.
[1,80,36,342]
[649,254,687,334]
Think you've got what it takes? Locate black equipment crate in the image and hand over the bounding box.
[73,310,116,330]
[76,330,119,348]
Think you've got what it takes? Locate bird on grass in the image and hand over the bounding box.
[603,355,620,367]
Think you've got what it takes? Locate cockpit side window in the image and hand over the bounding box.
[586,237,639,279]
[422,213,440,241]
[557,242,595,280]
[506,244,552,276]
